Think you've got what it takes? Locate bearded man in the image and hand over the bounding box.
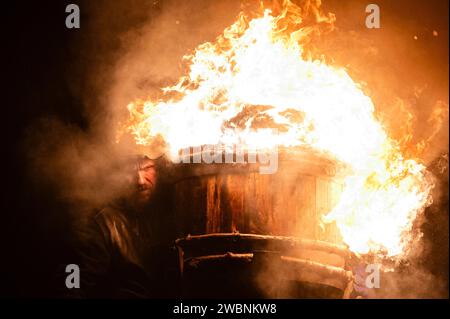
[68,154,177,298]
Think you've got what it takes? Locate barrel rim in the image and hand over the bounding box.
[175,233,352,259]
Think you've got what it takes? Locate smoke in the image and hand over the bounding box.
[318,0,449,165]
[22,0,448,298]
[25,0,448,206]
[24,0,244,209]
[24,118,136,208]
[96,0,244,143]
[309,0,448,298]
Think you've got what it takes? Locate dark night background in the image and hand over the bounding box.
[2,0,448,298]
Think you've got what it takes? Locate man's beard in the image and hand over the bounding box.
[132,183,156,210]
[137,187,153,202]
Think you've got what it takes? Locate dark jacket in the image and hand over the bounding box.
[69,202,178,298]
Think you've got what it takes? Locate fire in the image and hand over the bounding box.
[122,0,433,257]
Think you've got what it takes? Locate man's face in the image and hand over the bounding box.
[129,157,158,207]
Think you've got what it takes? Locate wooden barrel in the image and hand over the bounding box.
[170,147,347,244]
[167,147,355,298]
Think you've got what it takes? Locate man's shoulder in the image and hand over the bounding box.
[95,204,129,221]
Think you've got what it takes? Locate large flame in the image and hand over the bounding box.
[122,0,433,257]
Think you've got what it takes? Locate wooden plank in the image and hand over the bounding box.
[244,173,256,234]
[253,173,274,235]
[295,175,316,239]
[328,181,344,244]
[206,176,221,233]
[174,178,207,236]
[316,177,329,241]
[224,174,245,233]
[272,169,300,236]
[245,172,275,235]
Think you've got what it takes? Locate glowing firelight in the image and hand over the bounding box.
[122,1,433,257]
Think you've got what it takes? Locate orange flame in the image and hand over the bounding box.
[122,0,433,258]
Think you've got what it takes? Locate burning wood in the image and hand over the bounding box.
[121,0,434,260]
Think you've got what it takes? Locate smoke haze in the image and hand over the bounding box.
[16,0,448,298]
